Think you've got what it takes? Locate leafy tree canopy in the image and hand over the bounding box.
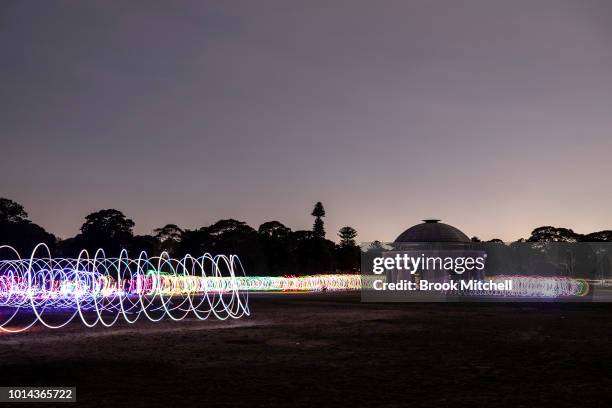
[338,226,358,247]
[258,221,292,238]
[154,224,183,242]
[527,226,581,243]
[80,209,135,239]
[207,219,255,237]
[582,230,612,242]
[0,198,29,224]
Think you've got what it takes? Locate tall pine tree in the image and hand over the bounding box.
[311,202,326,238]
[338,226,357,247]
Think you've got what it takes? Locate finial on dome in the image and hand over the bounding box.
[423,219,441,223]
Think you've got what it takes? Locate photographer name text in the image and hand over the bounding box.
[372,279,513,292]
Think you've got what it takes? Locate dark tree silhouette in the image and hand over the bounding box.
[367,241,385,252]
[194,219,267,276]
[293,230,336,274]
[480,240,516,276]
[174,228,212,258]
[207,219,254,238]
[0,222,57,257]
[0,198,56,257]
[0,198,29,223]
[81,209,135,238]
[154,224,183,242]
[582,230,612,242]
[336,226,359,272]
[311,201,326,238]
[258,221,291,239]
[129,234,159,255]
[258,221,294,276]
[61,209,135,256]
[528,226,581,242]
[154,224,183,255]
[338,226,357,247]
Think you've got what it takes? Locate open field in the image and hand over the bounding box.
[1,293,611,407]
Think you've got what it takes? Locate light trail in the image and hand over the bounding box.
[0,245,363,332]
[0,244,592,332]
[0,244,249,332]
[483,275,589,298]
[232,275,363,292]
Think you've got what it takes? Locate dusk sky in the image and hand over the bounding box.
[2,0,612,242]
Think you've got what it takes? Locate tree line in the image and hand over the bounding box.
[469,225,612,243]
[1,197,611,276]
[0,198,360,275]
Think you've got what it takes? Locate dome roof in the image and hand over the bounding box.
[395,219,470,243]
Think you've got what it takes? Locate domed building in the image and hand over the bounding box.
[386,219,485,285]
[395,219,470,243]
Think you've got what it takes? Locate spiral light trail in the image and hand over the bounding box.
[0,244,249,332]
[485,275,589,298]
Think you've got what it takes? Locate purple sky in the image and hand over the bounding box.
[2,0,612,242]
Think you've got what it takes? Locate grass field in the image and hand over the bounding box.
[1,293,611,407]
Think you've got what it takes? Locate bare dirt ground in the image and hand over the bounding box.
[0,293,611,407]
